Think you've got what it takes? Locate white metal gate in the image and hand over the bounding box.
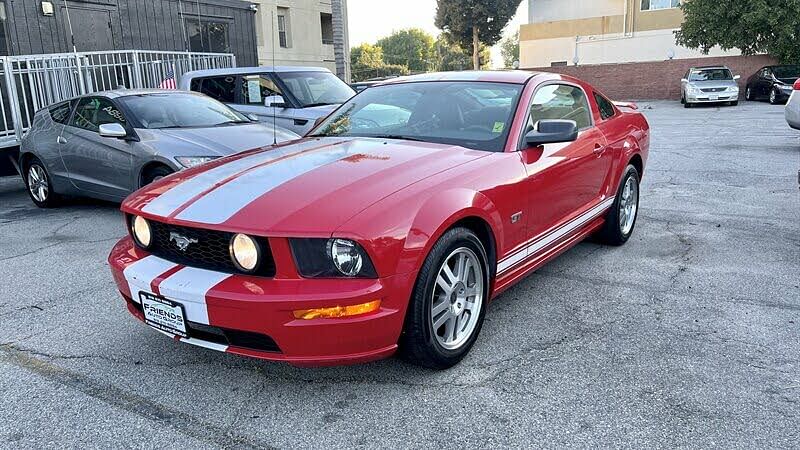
[0,50,237,149]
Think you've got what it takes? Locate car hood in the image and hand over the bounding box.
[687,80,738,89]
[123,137,489,234]
[142,124,299,157]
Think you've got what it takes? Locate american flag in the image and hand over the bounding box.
[159,66,177,89]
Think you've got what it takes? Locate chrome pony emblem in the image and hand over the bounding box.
[169,232,198,251]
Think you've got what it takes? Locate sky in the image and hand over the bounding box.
[347,0,528,69]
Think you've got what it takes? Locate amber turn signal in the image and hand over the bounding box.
[293,300,381,320]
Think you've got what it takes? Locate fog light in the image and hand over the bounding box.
[293,300,381,320]
[230,233,261,273]
[131,216,152,248]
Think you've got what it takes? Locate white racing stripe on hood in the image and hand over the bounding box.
[156,267,230,325]
[142,140,325,217]
[122,256,179,302]
[175,147,353,224]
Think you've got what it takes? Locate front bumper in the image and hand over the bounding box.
[108,237,414,366]
[686,92,738,103]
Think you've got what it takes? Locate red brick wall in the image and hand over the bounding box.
[525,54,778,100]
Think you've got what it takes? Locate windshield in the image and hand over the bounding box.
[310,81,523,152]
[688,68,733,82]
[118,93,249,129]
[274,71,355,107]
[772,65,800,79]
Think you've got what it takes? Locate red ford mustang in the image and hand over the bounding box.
[108,71,649,369]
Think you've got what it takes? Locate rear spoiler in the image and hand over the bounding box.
[613,101,639,110]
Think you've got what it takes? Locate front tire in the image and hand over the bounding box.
[596,165,640,246]
[140,165,174,187]
[24,157,60,208]
[399,227,489,369]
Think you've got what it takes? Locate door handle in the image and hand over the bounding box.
[56,136,67,145]
[593,144,604,155]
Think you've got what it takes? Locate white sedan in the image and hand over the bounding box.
[787,79,800,130]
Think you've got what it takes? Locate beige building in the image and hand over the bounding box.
[250,0,350,80]
[520,0,740,68]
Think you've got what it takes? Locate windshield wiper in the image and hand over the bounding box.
[368,134,425,142]
[304,102,334,108]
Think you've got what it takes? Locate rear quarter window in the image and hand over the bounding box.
[593,92,616,120]
[49,102,73,124]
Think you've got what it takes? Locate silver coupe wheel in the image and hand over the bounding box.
[430,247,484,350]
[619,175,639,236]
[28,165,49,203]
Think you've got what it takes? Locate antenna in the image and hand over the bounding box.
[63,0,77,52]
[271,9,277,145]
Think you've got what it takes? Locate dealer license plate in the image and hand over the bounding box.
[709,95,719,100]
[140,292,188,338]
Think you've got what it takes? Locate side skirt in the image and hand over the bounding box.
[491,217,605,298]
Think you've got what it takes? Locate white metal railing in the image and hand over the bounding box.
[0,49,237,149]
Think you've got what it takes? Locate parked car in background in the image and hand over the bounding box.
[180,66,355,135]
[745,65,800,105]
[786,79,800,130]
[681,66,740,107]
[110,71,649,369]
[19,90,299,208]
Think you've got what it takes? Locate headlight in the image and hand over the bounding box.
[175,156,219,169]
[289,238,377,278]
[687,85,700,94]
[131,215,152,248]
[229,233,261,273]
[729,86,739,92]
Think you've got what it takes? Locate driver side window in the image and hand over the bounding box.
[70,97,126,133]
[527,84,592,132]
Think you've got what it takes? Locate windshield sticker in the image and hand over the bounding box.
[492,122,505,133]
[103,106,126,123]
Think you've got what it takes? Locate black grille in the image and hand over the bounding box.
[129,300,281,353]
[145,220,276,277]
[701,87,726,93]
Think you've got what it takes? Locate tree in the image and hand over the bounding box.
[376,28,436,73]
[435,0,522,70]
[435,34,491,71]
[500,31,520,68]
[350,43,410,82]
[675,0,800,64]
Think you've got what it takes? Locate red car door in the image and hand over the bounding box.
[518,83,613,242]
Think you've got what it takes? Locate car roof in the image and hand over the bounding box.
[49,89,201,103]
[182,66,332,80]
[690,66,730,70]
[377,70,543,86]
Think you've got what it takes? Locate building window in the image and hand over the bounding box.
[277,7,290,48]
[641,0,680,10]
[320,13,333,45]
[186,18,231,53]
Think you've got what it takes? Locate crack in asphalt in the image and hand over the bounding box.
[0,344,279,450]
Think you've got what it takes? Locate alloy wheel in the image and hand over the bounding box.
[28,165,49,203]
[619,175,639,236]
[770,89,777,104]
[430,247,484,350]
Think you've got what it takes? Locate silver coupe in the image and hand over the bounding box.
[19,89,299,207]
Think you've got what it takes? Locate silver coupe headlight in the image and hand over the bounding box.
[175,156,219,169]
[131,216,152,248]
[229,233,261,273]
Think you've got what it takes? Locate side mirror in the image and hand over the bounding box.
[265,95,287,108]
[99,123,127,139]
[680,78,688,82]
[525,120,578,147]
[246,113,259,122]
[733,75,741,80]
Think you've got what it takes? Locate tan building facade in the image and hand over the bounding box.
[250,0,350,80]
[520,0,774,99]
[521,0,740,68]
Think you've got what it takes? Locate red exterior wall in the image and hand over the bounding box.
[525,54,778,100]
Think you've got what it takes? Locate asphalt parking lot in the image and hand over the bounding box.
[1,100,798,448]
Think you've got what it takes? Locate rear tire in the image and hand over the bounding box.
[24,156,60,208]
[745,87,753,101]
[140,165,174,187]
[596,165,640,246]
[399,227,489,369]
